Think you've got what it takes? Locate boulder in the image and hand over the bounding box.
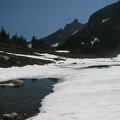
[10,80,24,87]
[3,112,18,120]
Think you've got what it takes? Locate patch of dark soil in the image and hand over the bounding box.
[0,52,54,68]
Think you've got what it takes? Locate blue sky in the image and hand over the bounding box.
[0,0,118,41]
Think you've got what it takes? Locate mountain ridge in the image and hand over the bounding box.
[58,1,120,54]
[88,1,120,25]
[40,19,84,46]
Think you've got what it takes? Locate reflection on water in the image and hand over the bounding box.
[0,86,6,91]
[32,78,37,83]
[0,78,58,119]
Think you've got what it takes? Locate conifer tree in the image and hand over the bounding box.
[0,27,8,43]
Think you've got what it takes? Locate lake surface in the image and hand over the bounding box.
[0,78,58,119]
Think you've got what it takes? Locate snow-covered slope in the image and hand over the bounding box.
[0,53,120,120]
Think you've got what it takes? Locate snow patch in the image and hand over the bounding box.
[102,18,109,23]
[51,43,60,47]
[91,38,100,46]
[55,50,70,53]
[72,29,78,35]
[82,42,84,45]
[0,51,4,53]
[28,44,32,48]
[38,53,59,59]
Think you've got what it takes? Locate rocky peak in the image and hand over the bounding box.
[64,19,80,29]
[42,19,84,46]
[72,19,79,23]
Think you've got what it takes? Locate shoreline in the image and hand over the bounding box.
[0,78,58,120]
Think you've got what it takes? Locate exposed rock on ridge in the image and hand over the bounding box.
[41,19,84,46]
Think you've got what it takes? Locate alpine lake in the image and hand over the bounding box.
[0,78,58,120]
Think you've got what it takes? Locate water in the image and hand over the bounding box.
[0,78,58,119]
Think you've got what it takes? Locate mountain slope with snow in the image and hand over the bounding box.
[88,1,120,25]
[58,1,120,54]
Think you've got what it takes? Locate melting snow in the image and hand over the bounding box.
[0,52,120,120]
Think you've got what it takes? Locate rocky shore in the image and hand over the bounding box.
[1,112,38,120]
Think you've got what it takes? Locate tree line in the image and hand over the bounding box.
[0,27,27,47]
[0,27,50,50]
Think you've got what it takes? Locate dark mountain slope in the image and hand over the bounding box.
[58,1,120,54]
[88,1,120,25]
